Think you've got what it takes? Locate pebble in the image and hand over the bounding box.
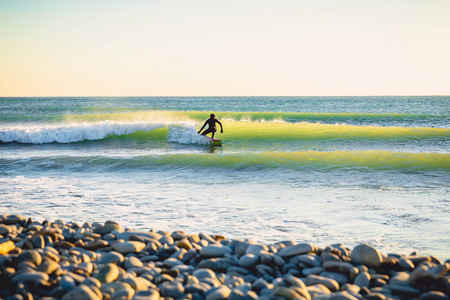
[277,243,316,257]
[200,245,233,257]
[0,215,448,300]
[113,241,146,254]
[351,244,383,268]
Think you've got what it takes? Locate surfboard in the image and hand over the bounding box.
[209,138,222,145]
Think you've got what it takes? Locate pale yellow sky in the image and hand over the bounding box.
[0,0,449,96]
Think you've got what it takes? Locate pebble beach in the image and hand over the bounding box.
[0,214,449,300]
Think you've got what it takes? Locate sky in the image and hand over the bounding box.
[0,0,449,96]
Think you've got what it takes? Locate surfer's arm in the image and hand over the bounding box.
[216,120,223,133]
[198,121,207,134]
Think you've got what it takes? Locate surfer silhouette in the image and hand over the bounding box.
[198,114,223,139]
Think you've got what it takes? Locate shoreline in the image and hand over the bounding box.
[0,214,449,300]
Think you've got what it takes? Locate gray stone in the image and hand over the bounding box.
[132,289,160,300]
[200,245,233,257]
[320,271,349,285]
[277,244,316,257]
[12,271,49,284]
[96,263,119,283]
[113,241,145,253]
[62,285,101,300]
[239,254,259,268]
[17,250,42,266]
[351,244,383,268]
[160,281,185,298]
[60,275,77,291]
[305,275,339,292]
[353,271,371,288]
[206,286,232,300]
[98,252,124,264]
[245,244,268,255]
[193,268,216,279]
[125,256,144,269]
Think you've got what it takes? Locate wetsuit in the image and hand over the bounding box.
[199,118,223,138]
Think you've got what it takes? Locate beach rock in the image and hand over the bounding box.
[85,239,109,251]
[193,268,217,279]
[32,235,45,248]
[353,271,371,288]
[239,254,259,268]
[96,263,120,283]
[94,223,121,235]
[113,241,145,253]
[1,214,26,225]
[111,289,135,300]
[200,245,233,257]
[277,243,316,257]
[132,289,160,300]
[0,240,15,254]
[0,224,13,235]
[12,272,49,284]
[159,281,185,298]
[60,275,77,291]
[419,291,450,300]
[398,257,415,269]
[351,244,383,268]
[62,285,101,300]
[98,252,124,264]
[320,271,349,285]
[37,259,59,274]
[245,244,268,255]
[307,284,331,298]
[199,257,234,271]
[305,274,339,292]
[407,263,448,285]
[125,256,144,269]
[206,286,232,300]
[16,249,42,266]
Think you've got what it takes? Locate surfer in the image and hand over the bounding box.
[198,114,223,139]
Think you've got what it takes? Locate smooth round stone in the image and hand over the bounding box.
[172,230,187,240]
[12,272,49,284]
[198,258,232,271]
[61,275,77,291]
[321,271,349,286]
[206,286,232,300]
[122,276,151,291]
[2,214,26,225]
[200,245,233,258]
[185,283,209,294]
[305,275,339,292]
[133,289,160,300]
[353,271,371,288]
[0,224,13,235]
[398,257,415,269]
[85,239,109,251]
[159,235,174,246]
[82,277,102,289]
[111,289,135,300]
[277,244,316,257]
[94,223,121,235]
[272,286,305,300]
[245,244,268,256]
[37,260,59,274]
[160,281,185,298]
[98,252,124,264]
[0,240,15,255]
[351,244,383,268]
[96,263,119,283]
[239,254,259,268]
[17,249,42,266]
[62,285,101,300]
[163,257,184,267]
[303,267,324,276]
[125,256,144,269]
[113,241,146,254]
[193,268,216,279]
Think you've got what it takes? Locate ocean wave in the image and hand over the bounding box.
[2,151,449,171]
[1,120,448,144]
[0,121,168,144]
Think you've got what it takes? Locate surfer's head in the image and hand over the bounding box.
[210,114,215,119]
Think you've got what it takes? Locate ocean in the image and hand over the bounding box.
[0,96,449,259]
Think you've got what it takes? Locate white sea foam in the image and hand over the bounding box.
[0,121,167,144]
[167,125,211,144]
